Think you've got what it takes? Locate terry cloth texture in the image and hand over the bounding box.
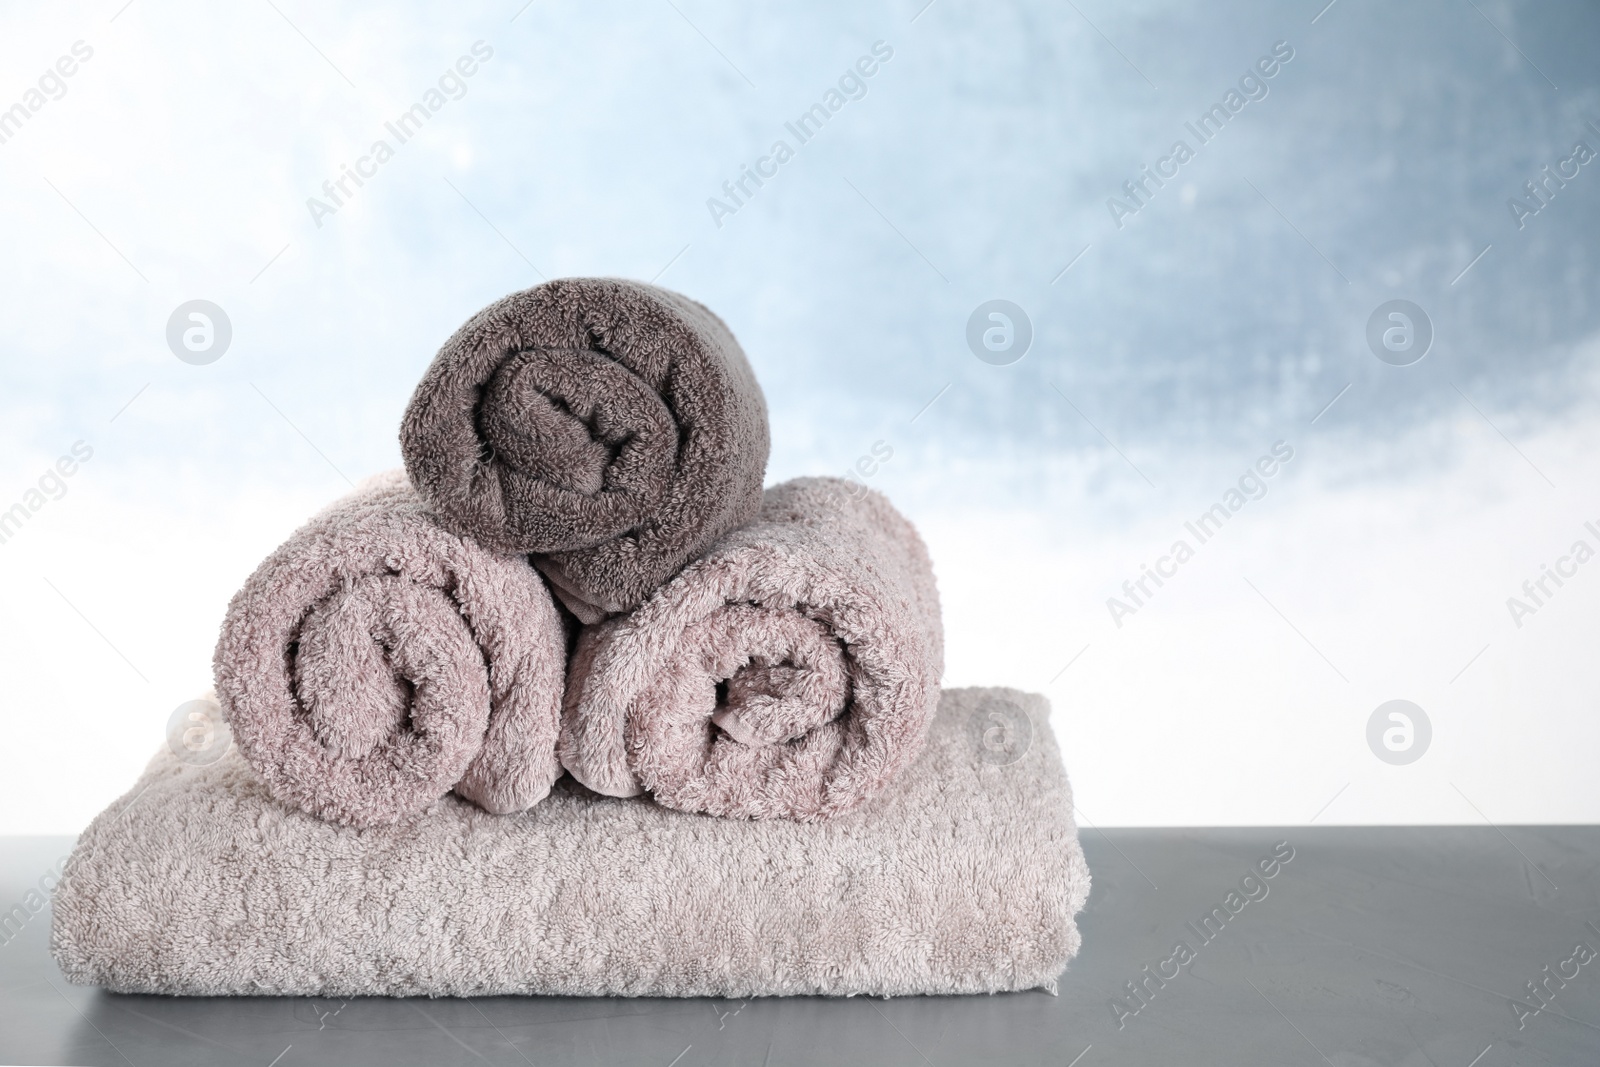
[560,476,944,820]
[399,277,771,623]
[52,687,1088,998]
[212,471,566,829]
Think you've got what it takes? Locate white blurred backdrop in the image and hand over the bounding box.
[2,0,1597,832]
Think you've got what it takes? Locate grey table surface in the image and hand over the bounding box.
[2,827,1597,1066]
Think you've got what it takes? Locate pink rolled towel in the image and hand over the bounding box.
[213,471,566,828]
[560,477,943,820]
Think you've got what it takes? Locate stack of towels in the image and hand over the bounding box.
[51,279,1090,999]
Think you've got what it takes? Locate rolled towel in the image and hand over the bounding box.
[399,277,770,623]
[212,471,566,828]
[560,476,943,820]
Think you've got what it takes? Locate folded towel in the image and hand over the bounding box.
[399,277,770,623]
[52,687,1088,998]
[560,476,943,820]
[212,471,566,828]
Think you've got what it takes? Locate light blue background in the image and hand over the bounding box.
[1,0,1597,832]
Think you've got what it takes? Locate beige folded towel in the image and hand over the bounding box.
[52,688,1089,998]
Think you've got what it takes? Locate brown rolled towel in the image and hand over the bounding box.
[560,476,943,820]
[212,471,566,828]
[399,277,770,623]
